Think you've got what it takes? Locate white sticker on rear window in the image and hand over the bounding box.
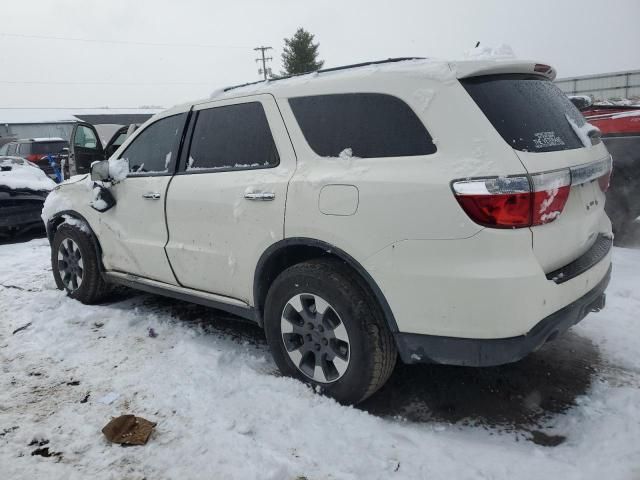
[533,131,565,149]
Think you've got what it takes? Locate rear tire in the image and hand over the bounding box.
[52,223,109,304]
[264,259,397,404]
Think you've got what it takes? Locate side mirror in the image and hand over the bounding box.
[91,160,110,181]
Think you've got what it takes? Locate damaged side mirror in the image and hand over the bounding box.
[90,184,116,212]
[91,160,110,182]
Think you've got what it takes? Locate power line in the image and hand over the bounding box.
[254,46,273,80]
[0,80,215,86]
[0,32,251,49]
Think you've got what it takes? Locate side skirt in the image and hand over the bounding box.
[104,271,258,323]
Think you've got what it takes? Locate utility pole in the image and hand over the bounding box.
[254,46,273,80]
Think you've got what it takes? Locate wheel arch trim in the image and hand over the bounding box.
[254,237,399,332]
[46,210,105,273]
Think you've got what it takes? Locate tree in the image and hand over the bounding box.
[280,28,324,76]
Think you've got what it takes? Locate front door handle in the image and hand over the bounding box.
[142,192,161,200]
[244,192,275,201]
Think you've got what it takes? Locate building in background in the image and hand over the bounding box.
[0,108,162,146]
[556,69,640,104]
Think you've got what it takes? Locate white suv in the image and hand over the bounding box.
[43,58,613,404]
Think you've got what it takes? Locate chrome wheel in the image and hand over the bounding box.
[281,293,350,383]
[57,238,84,291]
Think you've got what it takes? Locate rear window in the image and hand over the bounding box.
[29,141,68,155]
[461,74,587,152]
[289,93,436,158]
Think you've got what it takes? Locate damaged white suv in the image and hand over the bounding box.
[43,58,613,404]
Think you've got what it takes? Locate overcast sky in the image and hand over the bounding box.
[1,0,638,109]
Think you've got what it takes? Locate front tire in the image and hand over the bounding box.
[52,223,109,304]
[264,259,397,404]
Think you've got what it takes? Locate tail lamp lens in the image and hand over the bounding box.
[530,170,571,225]
[453,171,571,228]
[452,176,532,228]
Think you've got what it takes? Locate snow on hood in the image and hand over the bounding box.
[0,157,56,192]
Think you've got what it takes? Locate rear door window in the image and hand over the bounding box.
[186,102,279,171]
[461,74,587,152]
[288,93,436,158]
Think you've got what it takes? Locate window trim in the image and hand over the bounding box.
[119,112,190,178]
[176,100,281,176]
[288,92,438,159]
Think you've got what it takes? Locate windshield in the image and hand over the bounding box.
[461,74,587,153]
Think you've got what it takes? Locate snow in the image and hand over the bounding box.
[1,240,639,479]
[610,109,640,119]
[0,158,56,192]
[463,43,516,60]
[209,59,458,100]
[565,114,601,148]
[62,215,91,234]
[107,157,129,182]
[338,147,354,160]
[41,189,72,223]
[30,137,65,142]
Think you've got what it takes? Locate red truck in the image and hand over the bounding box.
[573,99,640,243]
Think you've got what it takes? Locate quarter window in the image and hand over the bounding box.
[120,113,186,174]
[289,93,437,158]
[187,102,278,171]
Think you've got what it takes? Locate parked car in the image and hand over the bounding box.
[0,138,69,179]
[570,97,640,241]
[0,156,55,236]
[0,125,136,181]
[43,58,613,404]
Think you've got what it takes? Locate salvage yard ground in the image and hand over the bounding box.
[1,237,639,479]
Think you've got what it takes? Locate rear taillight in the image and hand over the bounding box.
[598,172,611,192]
[453,156,612,229]
[530,170,571,225]
[452,176,532,228]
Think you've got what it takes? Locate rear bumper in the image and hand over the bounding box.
[395,263,611,366]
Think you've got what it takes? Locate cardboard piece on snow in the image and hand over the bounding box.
[101,415,156,445]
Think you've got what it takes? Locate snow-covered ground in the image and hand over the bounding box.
[1,238,639,480]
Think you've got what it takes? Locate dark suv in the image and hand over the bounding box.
[0,138,69,178]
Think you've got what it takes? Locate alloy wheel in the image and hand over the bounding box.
[281,293,350,383]
[57,238,84,291]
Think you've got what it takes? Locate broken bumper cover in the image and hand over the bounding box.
[395,263,611,367]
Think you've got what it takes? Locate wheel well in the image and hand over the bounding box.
[254,240,398,333]
[47,211,105,271]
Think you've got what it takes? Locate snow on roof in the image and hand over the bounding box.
[208,56,555,101]
[0,107,163,125]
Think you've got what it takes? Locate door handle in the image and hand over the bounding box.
[142,192,161,200]
[244,192,275,201]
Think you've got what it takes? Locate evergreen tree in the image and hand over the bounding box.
[280,28,324,76]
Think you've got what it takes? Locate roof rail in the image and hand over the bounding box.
[223,57,425,93]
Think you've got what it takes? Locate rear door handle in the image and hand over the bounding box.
[244,192,275,201]
[142,192,161,200]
